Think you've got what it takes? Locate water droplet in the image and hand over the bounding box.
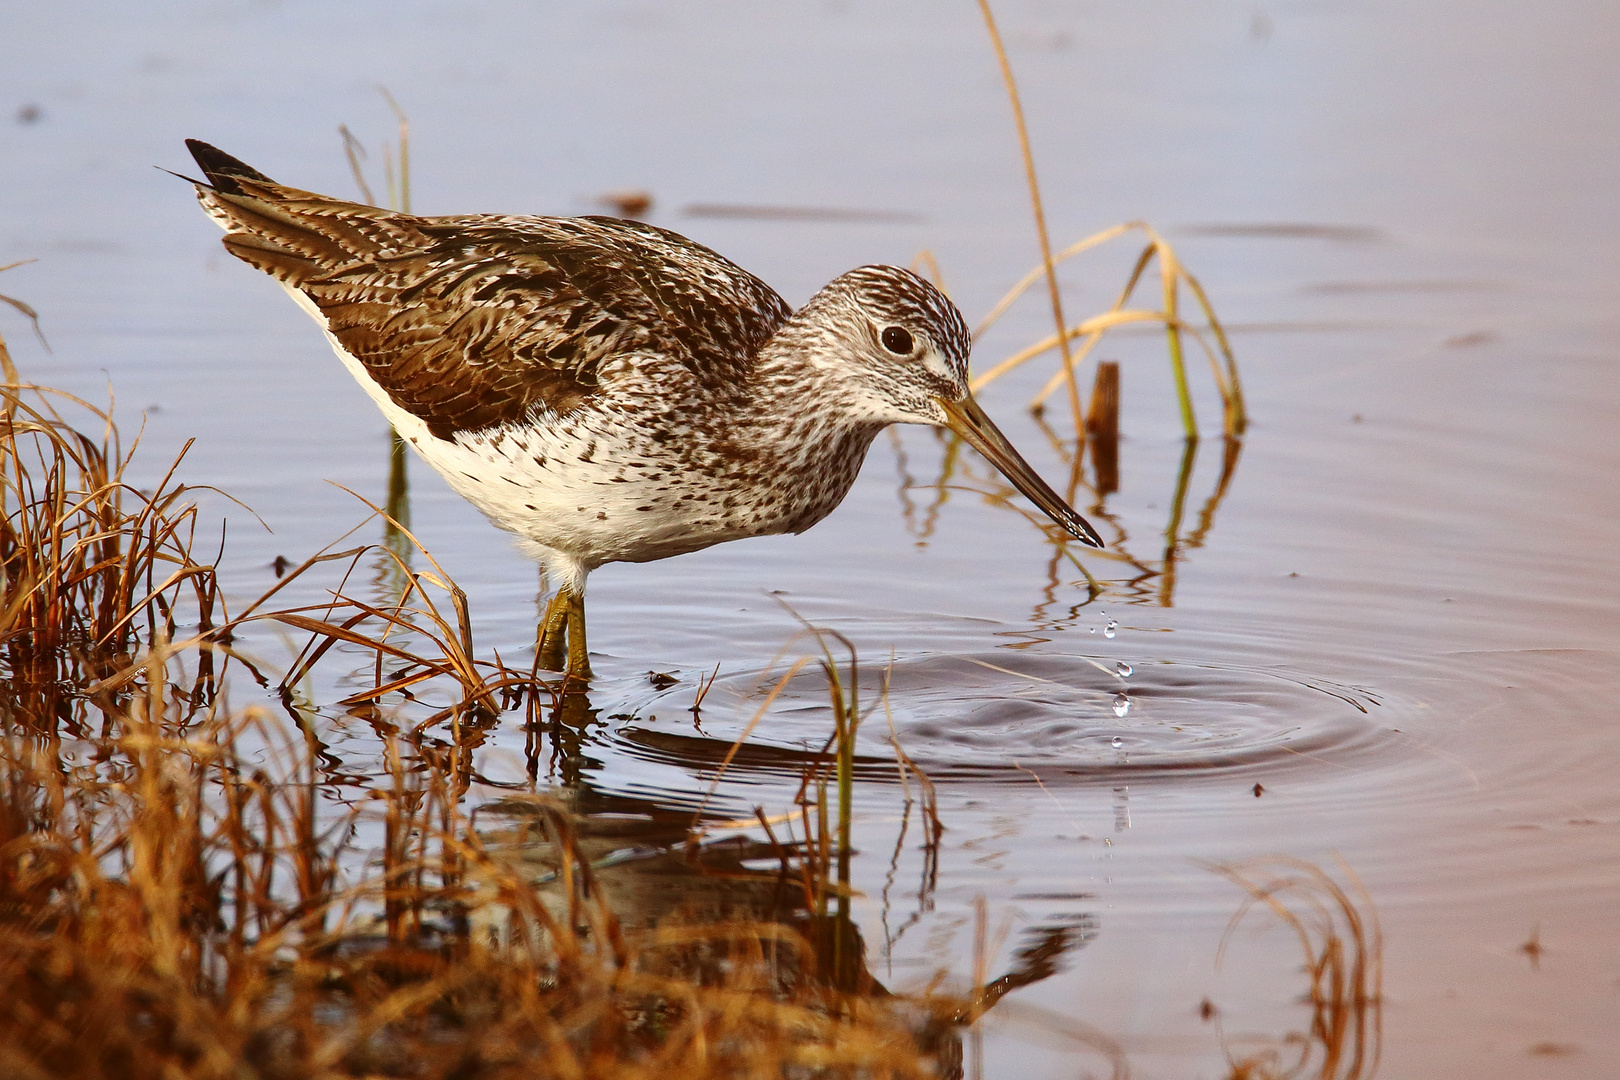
[1112,693,1130,717]
[1110,735,1124,748]
[1104,618,1118,639]
[1116,661,1133,677]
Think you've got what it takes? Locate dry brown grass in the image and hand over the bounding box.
[0,321,971,1076]
[1,383,226,738]
[0,700,968,1078]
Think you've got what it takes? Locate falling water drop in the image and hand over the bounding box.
[1113,693,1130,717]
[1104,618,1118,639]
[1111,736,1124,748]
[1116,661,1133,678]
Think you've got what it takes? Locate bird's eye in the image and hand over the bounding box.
[881,326,914,355]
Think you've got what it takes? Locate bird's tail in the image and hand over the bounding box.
[182,139,414,288]
[185,139,278,195]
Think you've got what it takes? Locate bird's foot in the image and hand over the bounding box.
[536,587,592,682]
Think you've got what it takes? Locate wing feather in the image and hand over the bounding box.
[188,142,791,440]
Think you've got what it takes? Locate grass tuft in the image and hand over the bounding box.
[0,319,976,1075]
[972,221,1247,440]
[1,380,228,738]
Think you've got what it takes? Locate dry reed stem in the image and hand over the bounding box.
[975,0,1082,433]
[972,221,1246,438]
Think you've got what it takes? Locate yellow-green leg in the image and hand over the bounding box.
[564,589,589,680]
[536,589,569,671]
[536,585,591,681]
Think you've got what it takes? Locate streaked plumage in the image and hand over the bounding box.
[185,139,1102,680]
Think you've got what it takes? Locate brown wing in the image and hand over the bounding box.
[186,141,792,440]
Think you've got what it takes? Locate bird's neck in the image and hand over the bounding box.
[740,323,887,471]
[750,313,870,420]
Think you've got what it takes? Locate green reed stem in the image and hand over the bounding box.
[820,654,859,921]
[1163,275,1198,439]
[837,681,856,925]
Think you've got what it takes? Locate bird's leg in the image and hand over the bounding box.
[536,586,592,681]
[536,589,570,672]
[564,589,591,681]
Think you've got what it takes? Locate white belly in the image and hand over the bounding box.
[280,283,790,576]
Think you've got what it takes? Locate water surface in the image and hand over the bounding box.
[4,1,1620,1074]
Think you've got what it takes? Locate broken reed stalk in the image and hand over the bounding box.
[1086,360,1120,495]
[1085,360,1120,439]
[976,0,1083,434]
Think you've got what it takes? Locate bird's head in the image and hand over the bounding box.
[786,264,971,426]
[781,264,1103,547]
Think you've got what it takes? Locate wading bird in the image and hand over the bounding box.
[185,140,1102,681]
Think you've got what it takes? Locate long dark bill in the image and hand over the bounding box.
[938,395,1105,548]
